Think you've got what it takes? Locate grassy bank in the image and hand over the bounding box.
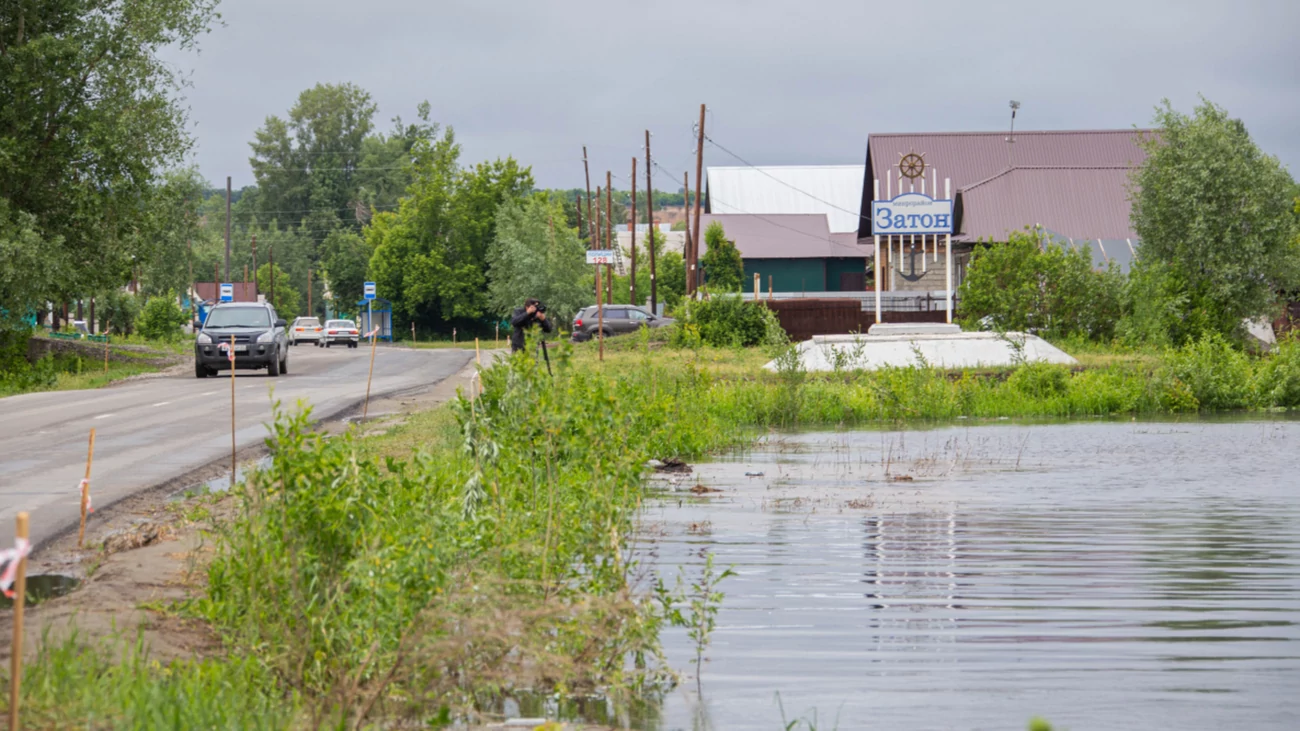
[0,332,185,398]
[4,329,1297,727]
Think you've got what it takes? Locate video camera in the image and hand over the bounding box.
[533,302,547,314]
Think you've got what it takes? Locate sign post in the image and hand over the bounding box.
[363,282,376,339]
[587,250,613,362]
[870,188,954,324]
[219,283,234,303]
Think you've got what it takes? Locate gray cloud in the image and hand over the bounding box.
[168,0,1300,190]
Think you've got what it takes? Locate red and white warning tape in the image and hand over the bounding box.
[0,537,31,598]
[219,342,236,362]
[79,477,94,514]
[365,327,380,338]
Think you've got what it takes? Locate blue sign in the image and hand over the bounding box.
[219,283,234,302]
[363,282,376,300]
[872,193,954,235]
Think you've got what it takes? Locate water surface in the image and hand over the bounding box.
[638,419,1300,730]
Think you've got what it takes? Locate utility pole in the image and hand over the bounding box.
[594,186,602,301]
[224,176,232,281]
[575,194,584,242]
[251,235,258,297]
[605,171,613,304]
[269,247,275,309]
[582,146,594,247]
[683,172,692,296]
[645,130,656,314]
[691,103,706,296]
[630,156,637,306]
[307,269,313,316]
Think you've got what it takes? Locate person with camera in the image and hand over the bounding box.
[510,297,554,353]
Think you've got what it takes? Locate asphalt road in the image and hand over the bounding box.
[0,343,473,550]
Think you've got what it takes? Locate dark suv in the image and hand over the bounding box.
[194,302,290,378]
[571,305,674,341]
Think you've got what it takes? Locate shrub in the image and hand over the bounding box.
[958,229,1122,340]
[1008,362,1070,399]
[1255,334,1300,407]
[136,292,188,341]
[674,296,786,349]
[1158,331,1255,410]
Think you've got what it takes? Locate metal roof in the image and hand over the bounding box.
[706,165,866,233]
[861,129,1150,239]
[698,213,868,260]
[958,166,1138,242]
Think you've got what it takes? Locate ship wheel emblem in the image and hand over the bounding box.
[898,151,926,180]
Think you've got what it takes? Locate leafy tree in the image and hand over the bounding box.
[137,168,210,298]
[320,229,371,313]
[0,0,219,326]
[256,262,300,320]
[1130,98,1300,343]
[137,292,188,341]
[249,83,377,227]
[657,250,687,310]
[0,201,57,330]
[97,290,141,336]
[367,129,534,332]
[700,221,745,292]
[958,229,1122,340]
[486,196,591,324]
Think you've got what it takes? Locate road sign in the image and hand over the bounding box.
[363,282,376,300]
[219,283,233,302]
[586,250,615,265]
[871,193,953,235]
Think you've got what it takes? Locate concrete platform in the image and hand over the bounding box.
[766,329,1077,372]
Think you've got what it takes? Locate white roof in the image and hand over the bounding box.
[706,165,866,234]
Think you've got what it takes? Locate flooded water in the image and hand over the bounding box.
[637,419,1300,730]
[0,574,81,609]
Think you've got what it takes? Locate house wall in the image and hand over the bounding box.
[825,258,867,291]
[744,259,827,293]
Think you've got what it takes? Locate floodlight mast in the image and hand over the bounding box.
[1007,100,1021,166]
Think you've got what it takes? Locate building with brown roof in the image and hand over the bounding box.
[697,213,867,292]
[859,130,1150,290]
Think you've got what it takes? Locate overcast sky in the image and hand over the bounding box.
[168,0,1300,192]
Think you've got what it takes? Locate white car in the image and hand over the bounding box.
[289,317,323,346]
[323,320,360,348]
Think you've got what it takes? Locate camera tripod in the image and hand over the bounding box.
[534,334,553,377]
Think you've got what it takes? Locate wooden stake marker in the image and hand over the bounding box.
[9,512,30,731]
[229,335,236,490]
[79,429,96,549]
[362,327,379,421]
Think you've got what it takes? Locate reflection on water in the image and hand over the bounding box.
[637,419,1300,730]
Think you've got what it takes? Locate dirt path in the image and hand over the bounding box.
[0,354,492,665]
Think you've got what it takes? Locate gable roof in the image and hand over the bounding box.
[706,165,865,234]
[698,213,867,259]
[958,166,1138,242]
[860,129,1150,239]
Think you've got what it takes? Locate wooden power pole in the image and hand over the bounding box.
[645,130,656,313]
[630,156,637,306]
[684,172,692,296]
[307,269,313,316]
[691,103,706,295]
[605,172,613,304]
[582,146,594,247]
[251,235,258,296]
[224,176,232,281]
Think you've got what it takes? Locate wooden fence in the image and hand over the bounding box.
[762,299,948,342]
